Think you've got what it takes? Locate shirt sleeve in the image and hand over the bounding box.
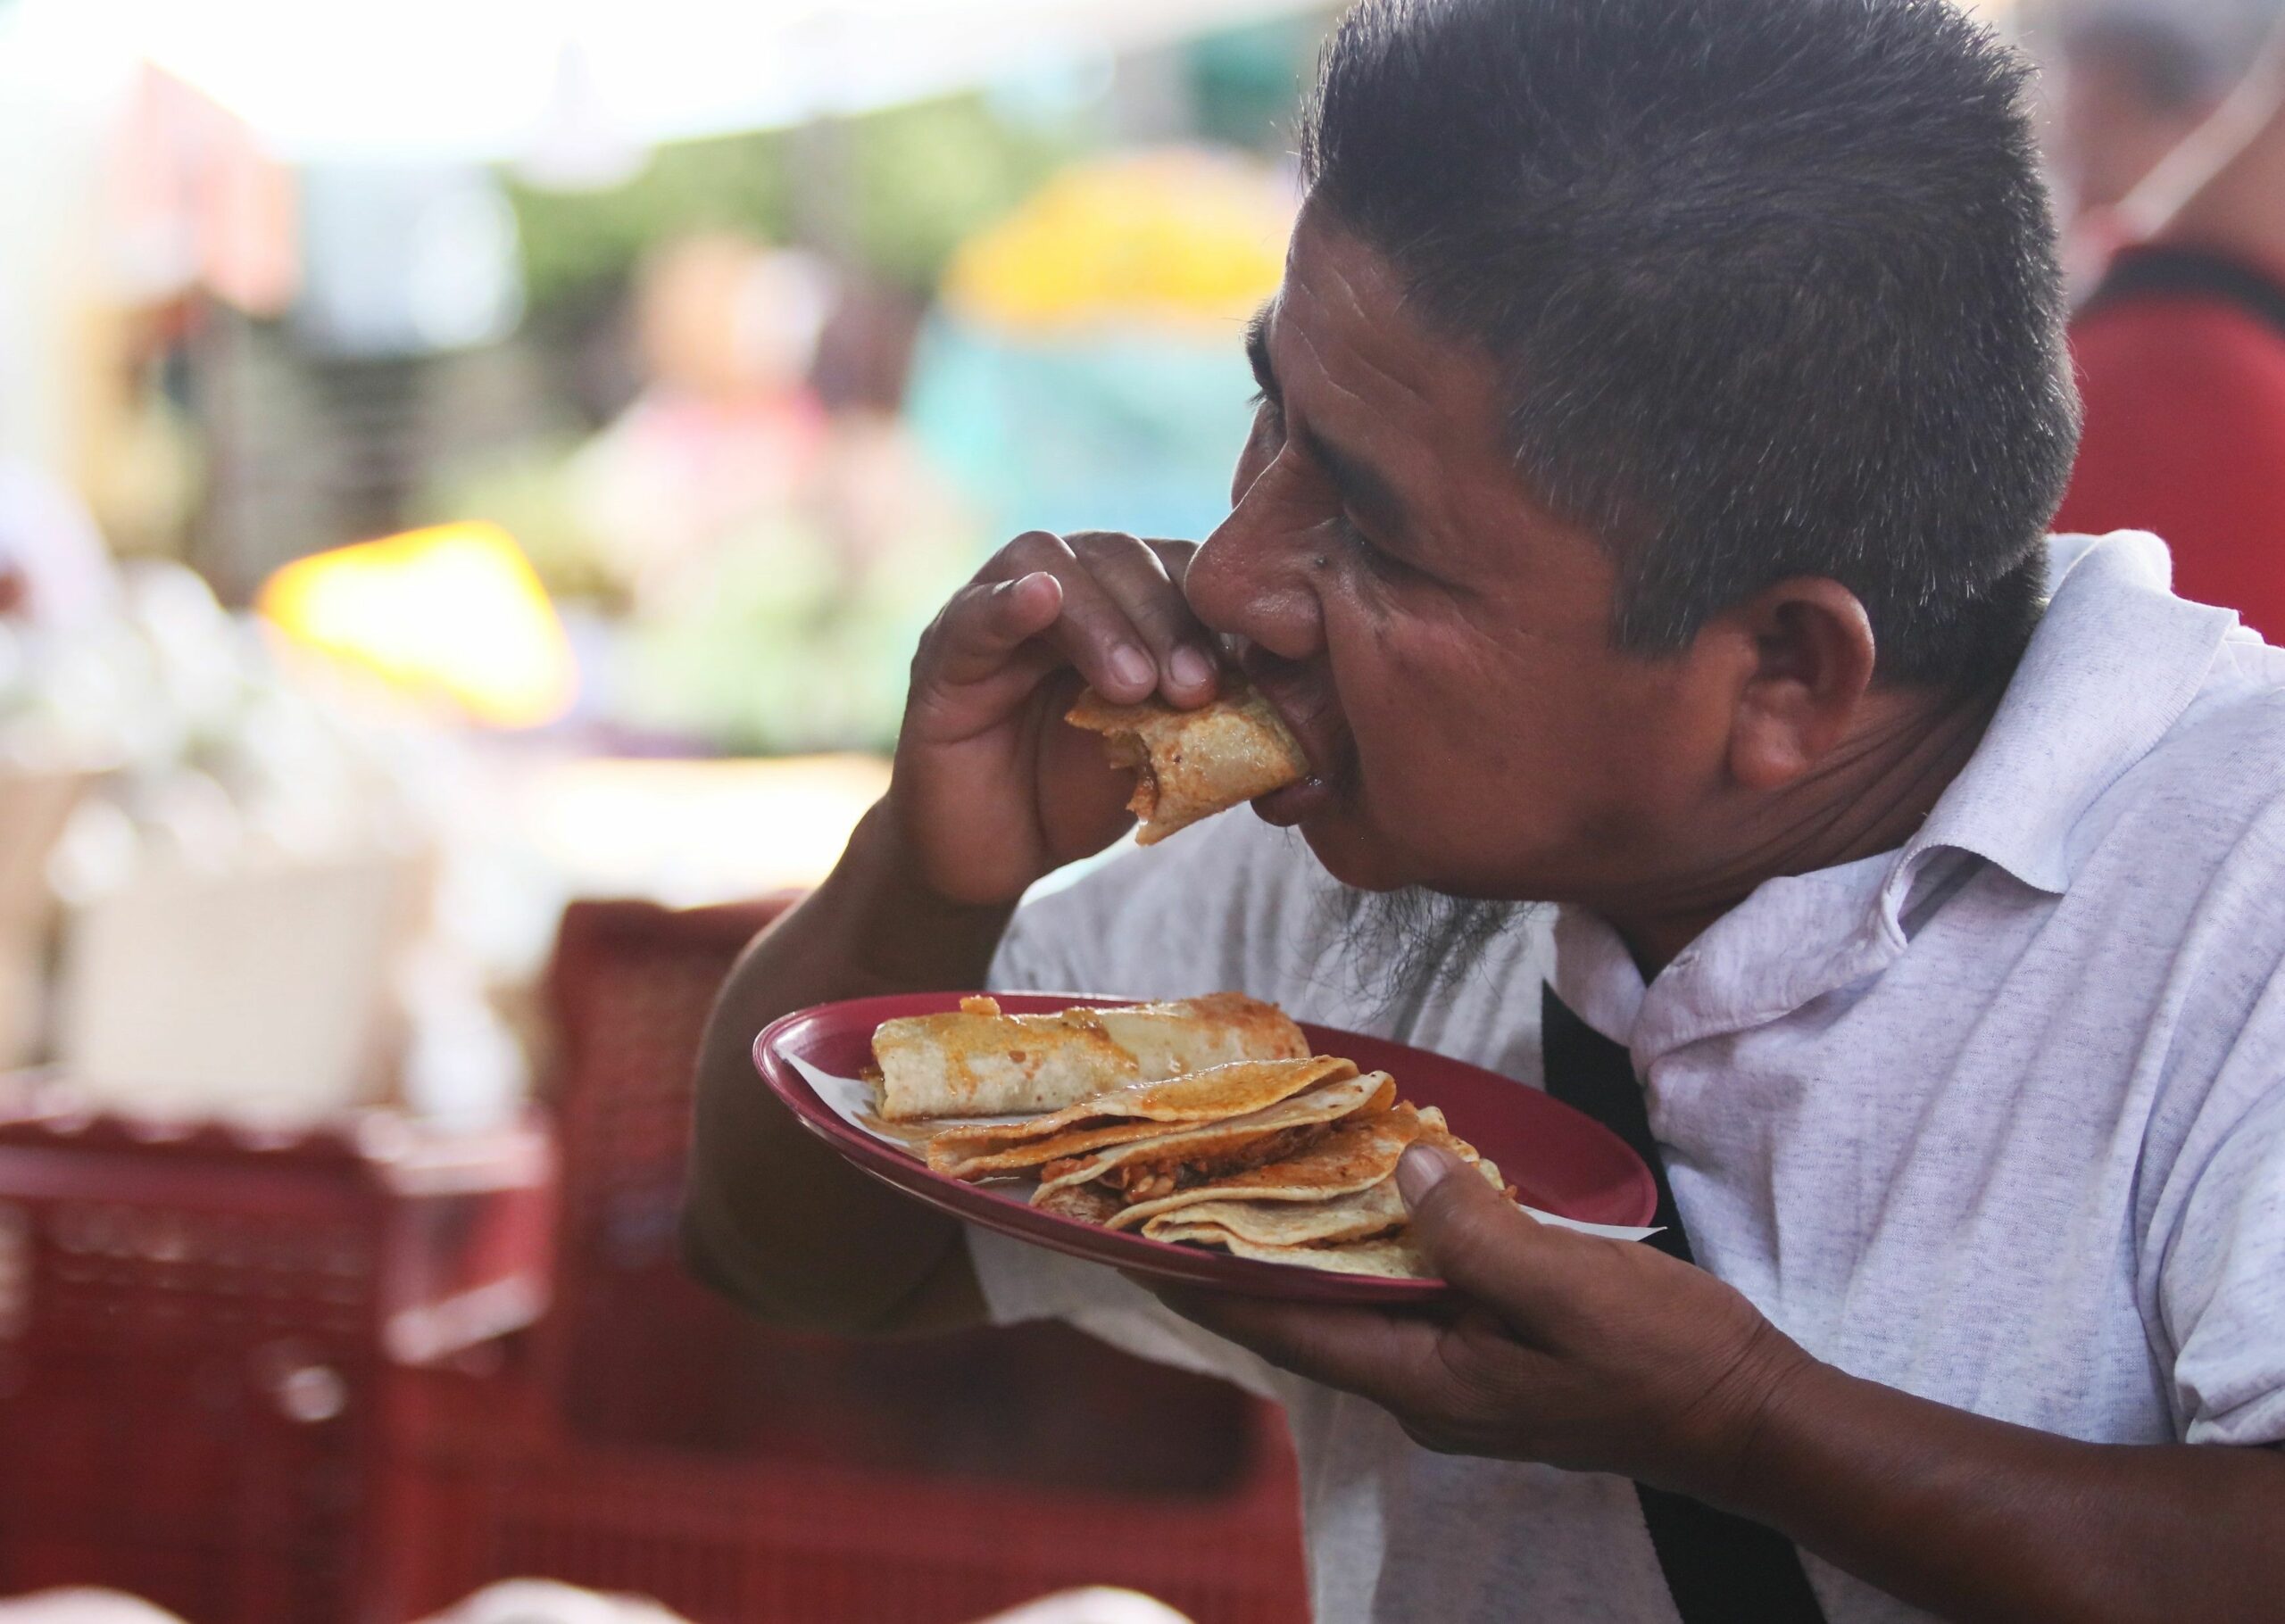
[2148,902,2285,1446]
[2156,1072,2285,1446]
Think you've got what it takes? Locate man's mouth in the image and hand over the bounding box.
[1240,651,1353,824]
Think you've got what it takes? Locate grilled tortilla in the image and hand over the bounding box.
[926,1054,1350,1175]
[1066,678,1308,845]
[873,992,1309,1121]
[1031,1071,1395,1202]
[1142,1180,1411,1246]
[1104,1105,1433,1230]
[1115,1105,1505,1240]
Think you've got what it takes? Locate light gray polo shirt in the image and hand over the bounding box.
[972,531,2285,1624]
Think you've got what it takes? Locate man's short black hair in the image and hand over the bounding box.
[1301,0,2083,689]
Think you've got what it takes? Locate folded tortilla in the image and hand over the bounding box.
[1106,1105,1433,1230]
[1142,1180,1411,1247]
[1067,678,1309,845]
[926,1053,1353,1176]
[873,991,1309,1122]
[1117,1105,1504,1240]
[1032,1071,1395,1200]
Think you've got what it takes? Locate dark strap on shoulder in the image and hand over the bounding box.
[2081,244,2285,340]
[1541,984,1830,1624]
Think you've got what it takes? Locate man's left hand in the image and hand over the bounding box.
[1154,1144,1816,1502]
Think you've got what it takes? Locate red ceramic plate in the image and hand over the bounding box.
[753,992,1657,1304]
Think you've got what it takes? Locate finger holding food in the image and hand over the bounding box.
[889,530,1212,908]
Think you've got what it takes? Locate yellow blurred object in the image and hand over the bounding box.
[257,523,577,728]
[943,149,1293,336]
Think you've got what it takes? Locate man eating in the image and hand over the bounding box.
[683,0,2285,1618]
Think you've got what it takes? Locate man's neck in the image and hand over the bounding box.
[1604,680,2008,979]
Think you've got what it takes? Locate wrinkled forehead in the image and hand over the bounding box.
[1258,211,1516,469]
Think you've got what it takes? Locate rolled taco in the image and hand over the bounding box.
[872,991,1308,1122]
[1067,678,1309,845]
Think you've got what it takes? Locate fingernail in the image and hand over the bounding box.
[1397,1144,1458,1209]
[1169,646,1216,691]
[1110,647,1155,691]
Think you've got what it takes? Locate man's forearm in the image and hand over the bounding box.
[1723,1356,2285,1621]
[681,800,1015,1336]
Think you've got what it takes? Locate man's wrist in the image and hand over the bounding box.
[832,800,1020,987]
[1674,1318,1832,1512]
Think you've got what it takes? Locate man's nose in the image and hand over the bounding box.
[1185,464,1327,663]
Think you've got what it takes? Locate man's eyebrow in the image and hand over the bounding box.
[1244,304,1281,404]
[1245,299,1412,542]
[1301,421,1411,541]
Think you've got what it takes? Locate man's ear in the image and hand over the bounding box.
[1717,576,1879,791]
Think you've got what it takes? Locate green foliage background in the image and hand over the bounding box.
[507,93,1084,316]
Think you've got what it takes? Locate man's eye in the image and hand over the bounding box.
[1334,513,1404,574]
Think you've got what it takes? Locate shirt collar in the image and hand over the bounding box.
[1880,531,2236,908]
[1552,531,2240,1057]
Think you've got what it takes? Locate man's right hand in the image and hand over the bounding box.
[889,529,1222,906]
[685,529,1221,1337]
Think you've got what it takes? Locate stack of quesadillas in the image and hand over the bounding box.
[918,1045,1508,1279]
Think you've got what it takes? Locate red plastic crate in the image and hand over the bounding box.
[395,1386,1306,1624]
[0,895,1314,1624]
[386,896,1310,1622]
[0,1094,553,1624]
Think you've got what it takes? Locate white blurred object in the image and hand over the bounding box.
[54,843,423,1124]
[0,551,537,1122]
[0,1590,187,1623]
[397,940,528,1133]
[0,560,250,775]
[415,1579,694,1624]
[295,166,524,358]
[971,1591,1195,1624]
[0,460,118,632]
[35,0,1329,165]
[518,38,649,193]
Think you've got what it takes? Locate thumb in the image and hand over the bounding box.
[1397,1143,1558,1320]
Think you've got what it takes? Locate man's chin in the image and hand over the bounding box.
[1278,804,1417,894]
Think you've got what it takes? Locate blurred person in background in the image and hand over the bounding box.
[575,234,834,604]
[2048,6,2240,259]
[2050,3,2285,637]
[567,232,970,751]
